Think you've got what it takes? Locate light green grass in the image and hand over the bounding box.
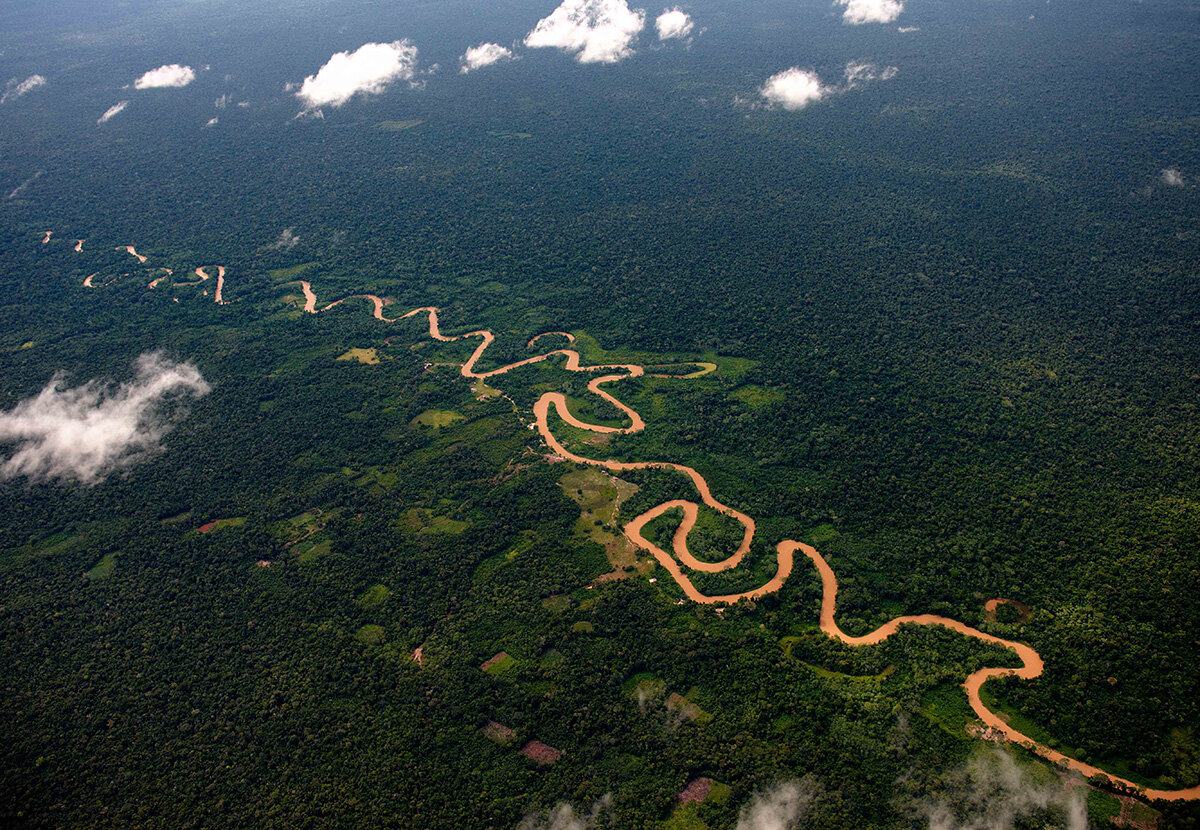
[336,347,379,365]
[355,584,391,610]
[378,119,424,131]
[85,553,117,582]
[412,409,464,428]
[355,624,385,644]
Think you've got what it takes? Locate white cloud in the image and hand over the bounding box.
[525,0,647,64]
[844,60,898,87]
[759,61,897,111]
[97,101,129,124]
[205,116,219,127]
[1162,168,1185,187]
[0,353,209,485]
[898,25,920,32]
[836,0,904,25]
[919,748,1086,830]
[134,64,196,89]
[517,795,613,830]
[267,227,300,250]
[736,779,819,830]
[460,42,515,74]
[297,40,419,109]
[655,8,694,40]
[1,74,47,104]
[760,68,829,110]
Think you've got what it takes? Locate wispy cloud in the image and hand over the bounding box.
[6,170,43,200]
[1,74,47,104]
[655,8,695,40]
[759,61,897,110]
[97,101,129,124]
[917,748,1086,830]
[1162,168,1185,187]
[837,0,904,25]
[736,778,820,830]
[460,42,515,74]
[297,41,419,108]
[517,795,613,830]
[266,227,300,250]
[525,0,647,64]
[844,60,898,87]
[0,353,209,485]
[134,64,196,89]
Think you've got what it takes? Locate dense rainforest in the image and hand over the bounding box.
[1,0,1198,827]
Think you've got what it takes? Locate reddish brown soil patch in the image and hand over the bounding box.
[197,521,219,533]
[255,560,272,568]
[521,740,562,765]
[677,777,713,804]
[480,651,509,672]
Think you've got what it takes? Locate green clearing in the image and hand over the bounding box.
[411,409,464,428]
[266,262,318,282]
[197,517,246,534]
[336,347,379,365]
[662,805,711,830]
[355,584,391,610]
[482,652,517,677]
[378,120,424,131]
[355,625,385,644]
[487,131,532,140]
[731,384,785,408]
[919,682,976,738]
[85,552,117,582]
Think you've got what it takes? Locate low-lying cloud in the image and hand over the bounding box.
[97,101,129,124]
[917,748,1087,830]
[837,0,904,24]
[525,0,647,64]
[759,61,897,110]
[655,7,695,40]
[266,227,300,250]
[0,353,209,485]
[1162,168,1185,187]
[760,68,828,110]
[1,74,47,104]
[297,40,419,108]
[517,794,613,830]
[460,42,515,73]
[134,64,196,89]
[736,778,820,830]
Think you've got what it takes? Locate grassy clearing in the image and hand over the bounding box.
[663,805,711,830]
[411,409,464,428]
[481,652,516,676]
[559,468,646,579]
[355,624,385,644]
[197,517,246,534]
[732,384,785,408]
[378,119,424,131]
[919,682,975,737]
[666,691,712,724]
[336,348,379,365]
[267,262,318,282]
[487,131,532,139]
[401,508,469,536]
[85,552,117,582]
[471,377,502,399]
[355,584,391,610]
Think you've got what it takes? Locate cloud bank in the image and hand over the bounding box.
[655,8,695,40]
[525,0,647,64]
[736,778,819,830]
[460,42,515,73]
[97,101,129,124]
[1162,168,1185,187]
[919,749,1087,830]
[837,0,904,24]
[134,64,196,89]
[0,353,209,485]
[297,40,419,108]
[1,74,47,104]
[759,61,897,110]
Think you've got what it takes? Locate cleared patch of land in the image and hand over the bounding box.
[337,347,379,365]
[411,409,464,428]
